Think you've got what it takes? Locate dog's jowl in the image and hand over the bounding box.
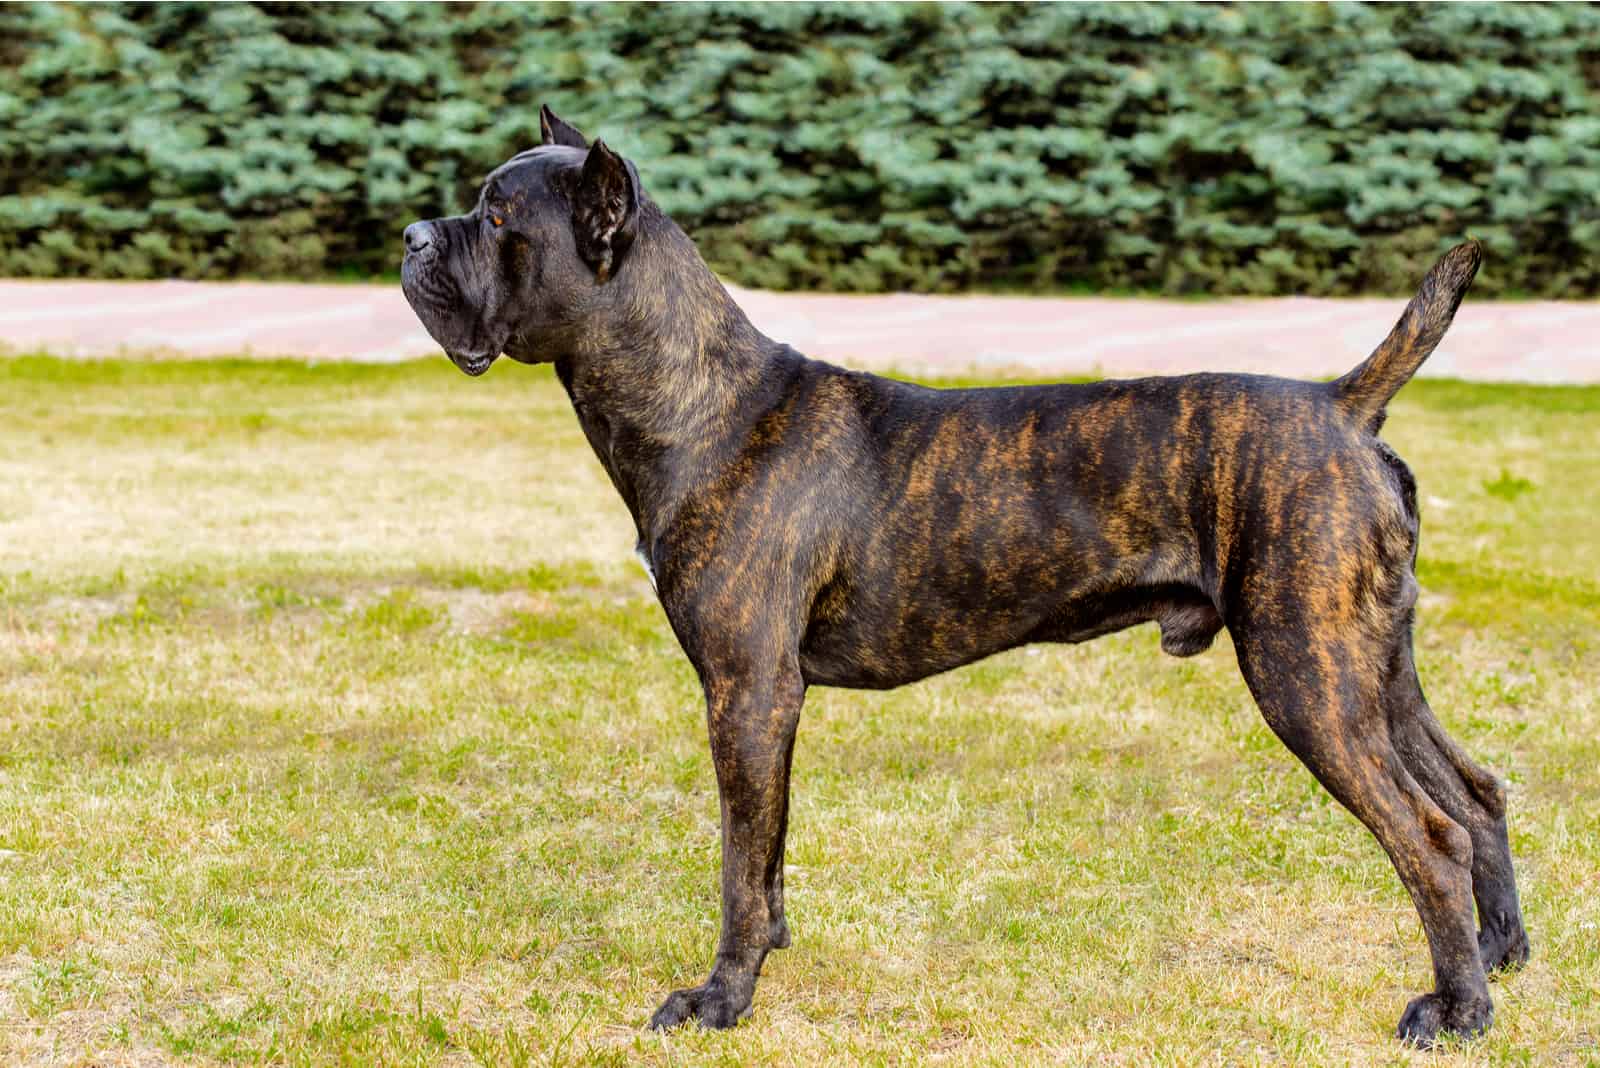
[400,107,1528,1044]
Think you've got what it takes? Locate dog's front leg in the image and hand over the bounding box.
[650,658,804,1031]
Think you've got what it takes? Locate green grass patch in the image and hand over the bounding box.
[0,354,1595,1064]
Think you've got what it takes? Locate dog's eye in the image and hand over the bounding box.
[490,214,504,228]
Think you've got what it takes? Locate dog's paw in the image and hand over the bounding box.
[648,979,751,1031]
[1397,991,1493,1046]
[1479,922,1530,975]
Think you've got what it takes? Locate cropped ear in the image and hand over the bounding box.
[571,139,639,282]
[540,105,589,149]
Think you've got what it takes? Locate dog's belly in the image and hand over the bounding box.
[798,569,1222,690]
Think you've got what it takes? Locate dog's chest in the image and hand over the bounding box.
[634,541,657,591]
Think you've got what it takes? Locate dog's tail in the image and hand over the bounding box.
[1334,240,1482,432]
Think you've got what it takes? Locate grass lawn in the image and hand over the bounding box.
[0,355,1595,1066]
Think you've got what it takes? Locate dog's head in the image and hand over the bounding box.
[400,106,642,376]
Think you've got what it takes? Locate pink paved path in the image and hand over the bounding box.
[0,278,1595,383]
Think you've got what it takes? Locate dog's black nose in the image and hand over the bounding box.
[403,221,435,253]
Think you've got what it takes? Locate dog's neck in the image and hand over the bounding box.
[558,210,783,442]
[553,209,800,536]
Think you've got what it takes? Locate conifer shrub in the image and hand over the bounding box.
[2,2,1596,295]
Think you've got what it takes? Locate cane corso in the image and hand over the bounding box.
[399,107,1527,1044]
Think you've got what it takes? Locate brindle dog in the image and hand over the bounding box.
[400,107,1528,1045]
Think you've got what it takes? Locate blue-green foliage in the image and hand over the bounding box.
[2,2,1597,295]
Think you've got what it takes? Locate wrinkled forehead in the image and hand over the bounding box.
[482,145,585,198]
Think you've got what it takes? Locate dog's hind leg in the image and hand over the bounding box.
[1232,622,1493,1045]
[649,651,804,1031]
[1386,636,1529,975]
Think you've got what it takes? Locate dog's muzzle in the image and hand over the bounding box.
[400,222,499,376]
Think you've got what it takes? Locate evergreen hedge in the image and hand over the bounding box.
[3,2,1598,296]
